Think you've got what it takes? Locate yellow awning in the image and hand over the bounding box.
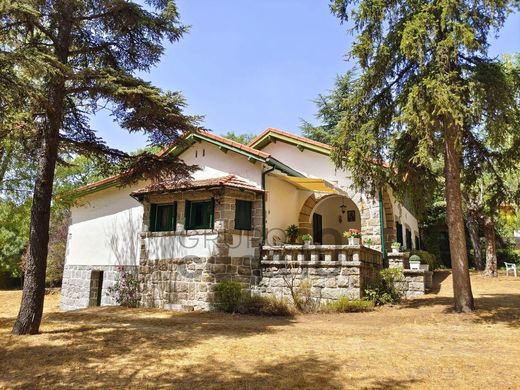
[280,176,338,193]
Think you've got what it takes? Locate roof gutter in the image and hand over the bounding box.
[265,157,305,178]
[379,188,386,263]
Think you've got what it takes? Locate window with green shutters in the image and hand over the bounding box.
[185,199,214,230]
[234,200,252,230]
[149,203,176,232]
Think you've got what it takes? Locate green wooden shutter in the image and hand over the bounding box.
[235,200,252,230]
[210,198,215,229]
[150,204,157,232]
[171,202,177,231]
[185,200,192,229]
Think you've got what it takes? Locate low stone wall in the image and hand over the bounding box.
[139,256,260,310]
[401,269,433,297]
[60,264,137,311]
[252,259,381,302]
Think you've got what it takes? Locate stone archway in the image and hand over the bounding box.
[381,187,396,252]
[298,188,393,251]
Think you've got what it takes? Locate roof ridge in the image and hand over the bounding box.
[248,127,332,151]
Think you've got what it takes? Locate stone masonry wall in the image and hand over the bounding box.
[60,264,138,311]
[139,187,263,310]
[252,259,381,302]
[139,256,260,310]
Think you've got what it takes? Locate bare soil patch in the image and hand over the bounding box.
[1,271,519,389]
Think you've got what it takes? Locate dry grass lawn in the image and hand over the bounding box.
[1,271,520,389]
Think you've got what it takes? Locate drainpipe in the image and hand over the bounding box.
[379,189,386,263]
[261,166,275,244]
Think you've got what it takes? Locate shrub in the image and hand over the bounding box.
[364,268,405,305]
[497,248,520,267]
[237,294,293,316]
[320,297,375,313]
[411,250,440,270]
[107,267,139,307]
[292,278,319,313]
[213,280,243,313]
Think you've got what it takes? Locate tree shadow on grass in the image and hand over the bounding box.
[428,270,451,294]
[399,293,520,328]
[0,339,422,390]
[0,307,298,388]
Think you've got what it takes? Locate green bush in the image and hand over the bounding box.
[237,294,293,316]
[411,250,440,270]
[213,280,243,313]
[364,268,405,305]
[497,248,520,266]
[320,297,375,313]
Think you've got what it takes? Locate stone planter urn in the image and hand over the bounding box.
[392,247,400,254]
[409,261,421,270]
[303,240,311,247]
[348,237,361,245]
[409,254,421,270]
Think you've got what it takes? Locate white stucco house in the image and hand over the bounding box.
[60,128,421,311]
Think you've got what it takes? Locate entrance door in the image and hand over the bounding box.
[89,270,104,307]
[313,213,323,244]
[396,221,403,246]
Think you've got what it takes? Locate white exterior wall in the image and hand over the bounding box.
[144,234,218,260]
[264,174,311,244]
[179,140,263,187]
[388,187,420,249]
[66,182,147,267]
[261,143,355,189]
[144,233,255,260]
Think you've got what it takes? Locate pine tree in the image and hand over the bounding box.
[0,0,198,334]
[329,0,519,312]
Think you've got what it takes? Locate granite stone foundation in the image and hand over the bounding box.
[401,269,433,297]
[139,256,260,310]
[60,264,138,311]
[252,259,381,302]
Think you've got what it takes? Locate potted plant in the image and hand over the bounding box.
[285,224,300,244]
[409,254,421,270]
[343,229,362,245]
[302,233,312,247]
[364,238,374,248]
[391,241,401,253]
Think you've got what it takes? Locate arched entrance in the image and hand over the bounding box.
[299,194,361,245]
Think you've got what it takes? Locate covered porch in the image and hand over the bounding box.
[263,173,394,253]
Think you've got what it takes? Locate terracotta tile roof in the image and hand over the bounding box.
[75,173,122,194]
[160,129,272,159]
[77,129,272,196]
[195,130,272,159]
[131,175,263,197]
[248,127,333,151]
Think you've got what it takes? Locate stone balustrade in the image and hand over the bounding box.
[261,244,382,265]
[254,245,383,301]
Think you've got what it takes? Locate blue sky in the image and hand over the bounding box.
[93,1,520,152]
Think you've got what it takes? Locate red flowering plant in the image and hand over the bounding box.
[343,229,362,239]
[107,265,139,308]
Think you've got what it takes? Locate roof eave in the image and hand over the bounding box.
[250,132,331,156]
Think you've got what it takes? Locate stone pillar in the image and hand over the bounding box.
[387,252,410,269]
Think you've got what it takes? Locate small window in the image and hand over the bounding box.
[185,199,214,230]
[235,200,252,230]
[150,203,176,232]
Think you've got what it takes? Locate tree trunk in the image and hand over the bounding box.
[483,216,498,277]
[0,143,12,185]
[12,4,72,334]
[467,211,483,270]
[11,128,60,334]
[444,123,475,312]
